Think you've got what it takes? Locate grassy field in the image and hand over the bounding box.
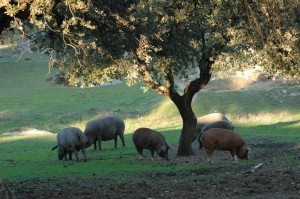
[0,46,299,183]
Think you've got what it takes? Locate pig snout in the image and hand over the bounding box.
[157,145,170,161]
[238,146,251,160]
[159,152,169,161]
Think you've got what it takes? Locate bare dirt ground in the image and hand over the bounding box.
[3,138,300,199]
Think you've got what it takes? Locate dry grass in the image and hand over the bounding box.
[228,111,293,124]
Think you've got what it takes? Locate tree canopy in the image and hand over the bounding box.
[1,0,299,156]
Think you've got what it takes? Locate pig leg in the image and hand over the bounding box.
[150,150,155,161]
[233,155,238,162]
[205,148,214,164]
[198,140,203,149]
[93,139,97,150]
[198,133,204,148]
[230,150,238,162]
[81,148,87,162]
[136,146,144,160]
[96,137,102,150]
[68,152,72,160]
[74,151,79,161]
[114,136,118,148]
[119,134,125,147]
[98,140,102,150]
[64,155,67,161]
[62,150,67,161]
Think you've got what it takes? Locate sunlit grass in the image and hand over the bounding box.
[231,111,298,124]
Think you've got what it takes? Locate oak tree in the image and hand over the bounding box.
[1,0,299,156]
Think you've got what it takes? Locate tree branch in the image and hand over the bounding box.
[165,68,177,97]
[136,57,169,96]
[184,31,212,97]
[134,35,174,96]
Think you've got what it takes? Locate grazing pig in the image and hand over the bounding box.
[51,127,88,162]
[200,128,250,163]
[192,112,230,142]
[84,116,125,150]
[198,120,234,148]
[132,128,170,161]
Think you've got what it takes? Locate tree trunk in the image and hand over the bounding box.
[171,93,197,156]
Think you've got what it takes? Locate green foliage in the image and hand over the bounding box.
[2,0,299,89]
[212,0,300,79]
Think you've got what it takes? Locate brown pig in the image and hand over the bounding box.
[132,128,170,161]
[200,128,250,163]
[198,120,234,148]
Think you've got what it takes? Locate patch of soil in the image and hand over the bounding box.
[5,138,300,199]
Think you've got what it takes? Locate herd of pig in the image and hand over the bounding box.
[51,113,250,164]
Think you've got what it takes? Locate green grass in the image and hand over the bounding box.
[0,46,299,181]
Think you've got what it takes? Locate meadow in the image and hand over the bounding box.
[0,46,299,198]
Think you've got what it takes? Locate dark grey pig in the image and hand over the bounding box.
[192,113,230,142]
[51,127,88,162]
[132,128,170,161]
[198,120,234,148]
[84,116,125,150]
[200,128,250,164]
[196,113,230,132]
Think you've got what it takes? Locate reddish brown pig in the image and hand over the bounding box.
[198,120,234,148]
[200,128,250,163]
[132,128,170,161]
